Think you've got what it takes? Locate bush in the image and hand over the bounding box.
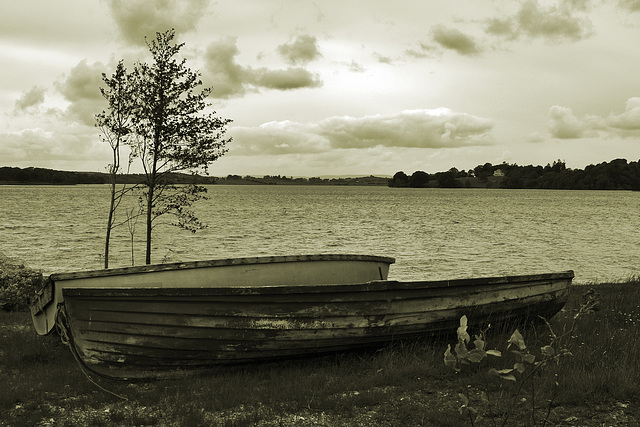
[0,255,44,311]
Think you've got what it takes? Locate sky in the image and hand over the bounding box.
[1,0,640,177]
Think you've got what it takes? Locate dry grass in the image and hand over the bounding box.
[1,280,639,426]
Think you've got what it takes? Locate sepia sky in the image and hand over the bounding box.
[2,0,640,177]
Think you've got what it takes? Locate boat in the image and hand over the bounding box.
[30,254,573,380]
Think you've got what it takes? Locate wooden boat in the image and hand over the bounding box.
[31,254,394,336]
[30,254,573,380]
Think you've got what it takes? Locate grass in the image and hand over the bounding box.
[1,280,639,426]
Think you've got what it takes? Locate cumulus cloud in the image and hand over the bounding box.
[485,0,593,42]
[431,25,482,56]
[55,59,107,125]
[277,35,321,65]
[548,106,592,138]
[0,126,105,164]
[230,109,494,155]
[106,0,209,45]
[14,86,46,113]
[549,98,640,138]
[204,37,322,98]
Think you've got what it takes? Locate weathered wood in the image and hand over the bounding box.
[31,254,394,336]
[49,254,396,281]
[58,270,573,379]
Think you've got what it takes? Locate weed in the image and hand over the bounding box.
[443,286,602,426]
[1,280,639,426]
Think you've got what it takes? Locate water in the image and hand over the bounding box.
[1,185,638,283]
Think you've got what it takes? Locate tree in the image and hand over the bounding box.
[435,171,460,188]
[130,29,231,264]
[409,171,429,188]
[389,171,410,187]
[96,60,137,268]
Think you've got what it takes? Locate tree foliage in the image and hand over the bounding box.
[390,158,640,190]
[99,29,232,265]
[96,60,137,268]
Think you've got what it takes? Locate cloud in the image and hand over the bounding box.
[373,53,393,64]
[230,109,494,155]
[548,106,592,138]
[256,68,322,90]
[604,97,640,131]
[203,37,249,98]
[485,0,593,42]
[55,59,107,125]
[0,126,105,164]
[619,0,640,12]
[431,25,482,56]
[549,98,640,138]
[14,86,46,113]
[204,37,322,98]
[405,41,439,59]
[106,0,209,45]
[277,35,321,65]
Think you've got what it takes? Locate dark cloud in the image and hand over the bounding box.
[230,109,494,155]
[277,35,321,64]
[204,37,322,98]
[485,0,593,42]
[431,25,482,56]
[14,86,46,112]
[107,0,209,45]
[256,68,322,90]
[204,37,249,98]
[55,60,107,125]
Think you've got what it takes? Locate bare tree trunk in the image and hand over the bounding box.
[145,181,154,265]
[104,141,119,269]
[105,183,115,268]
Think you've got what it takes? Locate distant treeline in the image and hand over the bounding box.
[220,175,389,186]
[0,167,389,186]
[389,159,640,190]
[0,167,218,185]
[4,159,640,189]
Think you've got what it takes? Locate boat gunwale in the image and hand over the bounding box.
[60,270,574,297]
[49,254,396,282]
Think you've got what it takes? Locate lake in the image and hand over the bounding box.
[1,185,638,283]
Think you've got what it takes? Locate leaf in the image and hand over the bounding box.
[466,349,487,363]
[473,337,485,351]
[455,342,469,359]
[514,362,526,374]
[541,345,556,357]
[489,368,517,381]
[522,353,536,364]
[489,368,513,375]
[486,350,502,357]
[507,329,527,351]
[457,315,470,343]
[444,344,458,370]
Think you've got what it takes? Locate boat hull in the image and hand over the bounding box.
[59,270,573,379]
[31,254,395,336]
